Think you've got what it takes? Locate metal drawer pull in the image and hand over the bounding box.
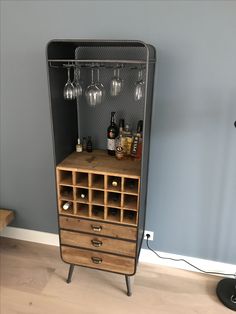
[91,225,102,232]
[91,239,103,247]
[91,257,103,264]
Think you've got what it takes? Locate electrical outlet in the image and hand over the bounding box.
[144,230,154,241]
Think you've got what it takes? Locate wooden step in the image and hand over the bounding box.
[0,209,15,231]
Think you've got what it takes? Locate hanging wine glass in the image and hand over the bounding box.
[95,67,105,102]
[72,68,82,99]
[134,69,145,101]
[63,66,74,100]
[85,68,102,107]
[110,67,123,96]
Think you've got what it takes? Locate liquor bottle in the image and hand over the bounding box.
[76,138,83,152]
[107,112,118,156]
[123,124,133,156]
[118,119,124,135]
[62,201,72,211]
[131,120,143,158]
[115,119,125,160]
[136,120,143,160]
[82,137,87,151]
[86,136,93,152]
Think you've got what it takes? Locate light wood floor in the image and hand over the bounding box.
[0,237,228,314]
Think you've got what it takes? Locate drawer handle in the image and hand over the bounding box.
[91,225,102,232]
[91,239,103,247]
[91,257,103,264]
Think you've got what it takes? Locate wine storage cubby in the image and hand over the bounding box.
[124,178,139,194]
[75,172,88,187]
[76,203,89,217]
[56,156,140,226]
[59,170,73,186]
[92,205,104,220]
[91,174,104,189]
[60,200,74,215]
[59,185,73,201]
[92,190,105,205]
[107,176,122,192]
[76,188,89,203]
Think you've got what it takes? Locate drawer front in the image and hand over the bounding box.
[60,230,136,257]
[59,216,137,240]
[61,246,135,275]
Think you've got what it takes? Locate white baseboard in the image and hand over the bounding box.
[0,226,60,246]
[1,226,235,277]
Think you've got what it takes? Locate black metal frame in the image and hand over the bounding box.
[46,39,156,296]
[66,263,132,296]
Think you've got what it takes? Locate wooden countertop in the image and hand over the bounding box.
[57,150,141,178]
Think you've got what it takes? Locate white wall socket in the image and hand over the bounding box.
[144,230,154,241]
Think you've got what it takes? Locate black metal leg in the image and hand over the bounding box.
[125,275,132,296]
[66,264,75,284]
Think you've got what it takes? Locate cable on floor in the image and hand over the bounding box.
[145,236,236,278]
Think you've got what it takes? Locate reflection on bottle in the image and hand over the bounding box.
[62,201,72,211]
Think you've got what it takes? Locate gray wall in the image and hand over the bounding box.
[0,1,235,264]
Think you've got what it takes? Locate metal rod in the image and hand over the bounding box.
[48,59,154,64]
[66,264,75,284]
[125,275,132,296]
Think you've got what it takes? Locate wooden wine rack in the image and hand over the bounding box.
[56,150,141,277]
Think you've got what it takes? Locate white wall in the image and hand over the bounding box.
[0,1,236,264]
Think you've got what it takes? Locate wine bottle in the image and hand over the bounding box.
[131,120,143,158]
[62,201,72,211]
[80,190,87,199]
[107,112,118,156]
[115,119,125,160]
[136,120,143,159]
[82,137,87,151]
[112,180,118,187]
[86,136,93,152]
[123,124,133,156]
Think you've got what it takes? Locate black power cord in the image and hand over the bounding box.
[145,235,236,278]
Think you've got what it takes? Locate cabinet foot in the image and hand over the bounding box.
[125,275,132,296]
[66,264,75,284]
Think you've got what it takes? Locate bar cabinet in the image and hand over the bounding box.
[46,39,156,296]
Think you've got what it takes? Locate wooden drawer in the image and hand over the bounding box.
[59,216,137,240]
[60,230,136,257]
[61,246,135,275]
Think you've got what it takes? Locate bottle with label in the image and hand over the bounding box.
[62,201,72,211]
[82,137,87,151]
[76,138,83,152]
[123,124,133,156]
[131,120,143,159]
[115,119,125,160]
[86,136,93,152]
[107,112,119,156]
[136,120,143,159]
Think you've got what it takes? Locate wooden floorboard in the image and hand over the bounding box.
[0,237,229,314]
